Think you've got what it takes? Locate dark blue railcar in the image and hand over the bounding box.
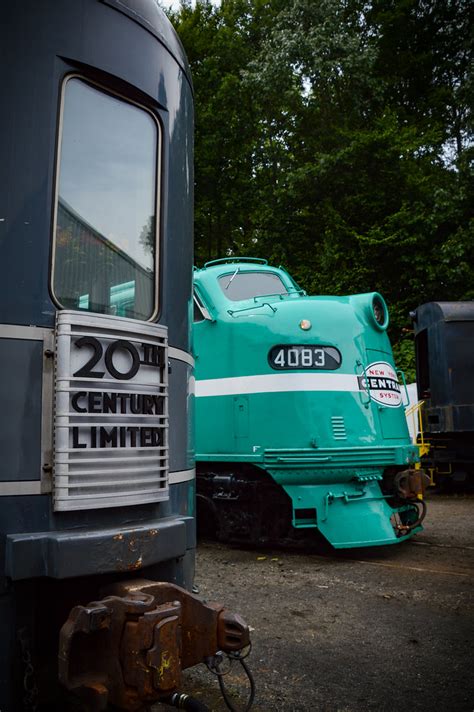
[413,302,474,486]
[0,2,248,709]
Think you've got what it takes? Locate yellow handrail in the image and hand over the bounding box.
[405,399,433,486]
[405,400,428,450]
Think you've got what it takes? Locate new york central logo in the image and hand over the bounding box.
[358,361,402,408]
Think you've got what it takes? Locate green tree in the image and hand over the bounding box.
[169,0,285,263]
[168,0,473,368]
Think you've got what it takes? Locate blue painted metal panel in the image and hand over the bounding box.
[0,339,42,481]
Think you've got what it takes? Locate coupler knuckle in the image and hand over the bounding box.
[58,579,251,711]
[394,468,430,499]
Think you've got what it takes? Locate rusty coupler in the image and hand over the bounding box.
[394,468,430,500]
[59,579,251,711]
[392,468,430,534]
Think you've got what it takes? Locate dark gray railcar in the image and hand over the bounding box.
[413,301,474,484]
[0,2,248,709]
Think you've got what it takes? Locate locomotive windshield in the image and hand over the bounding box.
[52,77,159,320]
[218,270,288,301]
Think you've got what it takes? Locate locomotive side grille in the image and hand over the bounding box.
[54,311,169,511]
[331,416,347,440]
[264,446,399,468]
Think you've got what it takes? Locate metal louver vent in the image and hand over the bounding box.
[54,311,169,511]
[331,416,347,440]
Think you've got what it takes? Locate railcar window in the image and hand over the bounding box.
[53,77,159,320]
[218,271,288,301]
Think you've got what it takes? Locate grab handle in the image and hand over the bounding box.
[355,359,371,409]
[397,369,410,407]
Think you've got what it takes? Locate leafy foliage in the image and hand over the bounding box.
[166,0,473,365]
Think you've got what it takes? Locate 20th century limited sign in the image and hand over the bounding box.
[358,361,402,408]
[54,311,169,511]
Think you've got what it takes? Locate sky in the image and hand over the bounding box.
[159,0,183,7]
[159,0,219,9]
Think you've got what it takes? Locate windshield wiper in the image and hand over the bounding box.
[224,267,240,290]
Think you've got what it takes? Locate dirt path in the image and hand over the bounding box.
[176,495,474,712]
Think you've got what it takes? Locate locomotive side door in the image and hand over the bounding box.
[366,349,409,440]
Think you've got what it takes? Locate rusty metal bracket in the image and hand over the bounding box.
[394,468,430,500]
[58,580,250,711]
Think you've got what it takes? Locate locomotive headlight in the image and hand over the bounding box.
[371,293,389,330]
[299,319,312,330]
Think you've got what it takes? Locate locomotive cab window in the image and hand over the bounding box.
[218,271,288,301]
[52,77,160,320]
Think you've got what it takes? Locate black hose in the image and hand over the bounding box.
[409,499,427,530]
[161,692,211,712]
[217,656,255,712]
[396,499,427,535]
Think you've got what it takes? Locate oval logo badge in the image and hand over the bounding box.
[358,361,402,408]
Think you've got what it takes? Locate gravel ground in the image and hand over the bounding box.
[172,494,474,712]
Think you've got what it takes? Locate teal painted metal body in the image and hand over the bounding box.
[193,259,424,548]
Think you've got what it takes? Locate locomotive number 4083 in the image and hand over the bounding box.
[268,344,342,371]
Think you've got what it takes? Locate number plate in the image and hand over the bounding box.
[268,344,342,370]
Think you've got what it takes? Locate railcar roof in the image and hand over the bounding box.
[414,301,474,329]
[103,0,192,86]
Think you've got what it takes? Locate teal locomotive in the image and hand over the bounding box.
[193,258,427,549]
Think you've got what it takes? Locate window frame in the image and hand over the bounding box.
[50,73,162,322]
[193,289,212,322]
[217,270,289,302]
